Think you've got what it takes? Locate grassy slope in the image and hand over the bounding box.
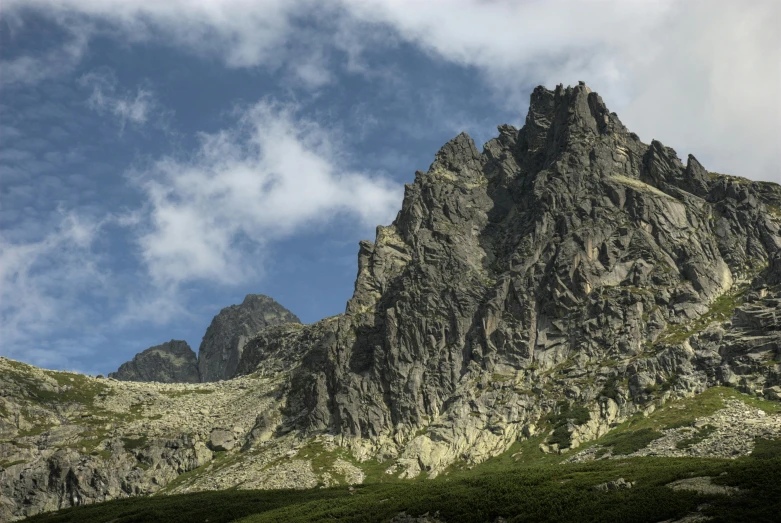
[24,388,781,523]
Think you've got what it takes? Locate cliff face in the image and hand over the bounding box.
[239,82,781,474]
[108,340,199,383]
[198,294,301,382]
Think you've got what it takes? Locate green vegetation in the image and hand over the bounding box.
[0,459,26,468]
[24,451,781,523]
[600,428,662,455]
[749,438,781,460]
[599,376,620,401]
[161,389,215,398]
[9,379,780,522]
[122,436,149,451]
[656,289,746,345]
[676,425,717,450]
[545,401,591,449]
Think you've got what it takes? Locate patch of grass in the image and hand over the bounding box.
[749,438,781,460]
[17,424,55,437]
[544,401,591,450]
[618,387,776,436]
[656,290,746,345]
[600,428,662,456]
[122,436,149,451]
[599,376,620,401]
[660,374,679,392]
[547,402,590,427]
[766,204,781,218]
[160,389,214,398]
[67,428,111,454]
[0,459,26,468]
[675,425,716,450]
[548,425,572,449]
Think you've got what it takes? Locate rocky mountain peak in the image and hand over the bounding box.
[233,82,781,475]
[108,340,198,383]
[110,294,300,384]
[198,294,300,382]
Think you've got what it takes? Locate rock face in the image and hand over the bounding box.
[238,82,781,474]
[198,294,300,382]
[109,340,199,383]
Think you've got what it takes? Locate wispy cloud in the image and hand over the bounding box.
[79,71,158,131]
[0,19,91,86]
[340,0,780,181]
[5,0,778,181]
[3,0,331,84]
[129,99,402,292]
[0,210,110,366]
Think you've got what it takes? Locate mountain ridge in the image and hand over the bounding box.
[108,294,300,384]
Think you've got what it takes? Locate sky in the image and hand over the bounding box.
[1,0,779,376]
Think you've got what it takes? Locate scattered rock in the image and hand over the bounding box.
[593,478,633,491]
[666,476,741,496]
[208,429,236,452]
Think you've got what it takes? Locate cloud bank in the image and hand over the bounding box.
[132,100,402,289]
[0,98,403,361]
[5,0,777,180]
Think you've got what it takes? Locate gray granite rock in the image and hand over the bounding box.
[237,82,781,475]
[198,294,300,382]
[109,340,199,383]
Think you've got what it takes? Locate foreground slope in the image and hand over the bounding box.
[21,389,781,522]
[1,82,780,520]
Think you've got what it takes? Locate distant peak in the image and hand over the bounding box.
[242,294,273,304]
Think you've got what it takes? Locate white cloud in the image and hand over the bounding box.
[6,0,778,181]
[0,211,109,365]
[79,71,157,131]
[0,18,91,86]
[130,100,402,290]
[3,0,329,83]
[340,0,780,181]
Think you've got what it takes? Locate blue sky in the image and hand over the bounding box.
[1,0,779,375]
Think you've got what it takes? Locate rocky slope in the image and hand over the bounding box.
[198,294,301,382]
[108,340,199,383]
[1,82,780,520]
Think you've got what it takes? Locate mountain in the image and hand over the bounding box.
[235,81,781,475]
[198,294,301,382]
[108,295,300,384]
[108,340,199,383]
[1,82,779,522]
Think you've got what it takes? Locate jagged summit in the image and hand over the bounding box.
[198,294,300,382]
[110,294,300,384]
[108,340,198,383]
[236,82,780,475]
